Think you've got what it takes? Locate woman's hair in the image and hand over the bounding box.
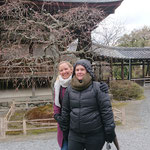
[58,61,73,71]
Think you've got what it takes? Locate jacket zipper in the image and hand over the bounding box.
[79,91,81,133]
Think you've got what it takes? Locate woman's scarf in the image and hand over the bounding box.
[54,75,72,107]
[71,73,92,91]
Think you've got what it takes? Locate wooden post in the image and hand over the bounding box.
[142,61,145,78]
[23,119,27,135]
[121,107,126,125]
[110,58,113,80]
[148,62,150,76]
[4,117,8,131]
[146,61,149,76]
[121,60,124,80]
[129,59,132,80]
[11,101,15,115]
[1,117,6,137]
[25,102,29,109]
[0,118,2,137]
[31,77,35,97]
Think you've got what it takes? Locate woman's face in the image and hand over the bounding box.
[75,65,87,80]
[59,63,73,79]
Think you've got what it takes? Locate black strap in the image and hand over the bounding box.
[59,86,63,106]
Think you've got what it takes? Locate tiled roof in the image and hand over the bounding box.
[92,44,150,60]
[67,42,150,60]
[38,0,122,3]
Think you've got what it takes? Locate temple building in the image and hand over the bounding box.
[31,0,123,15]
[0,0,126,92]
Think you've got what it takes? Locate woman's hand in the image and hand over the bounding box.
[54,113,68,131]
[99,82,109,93]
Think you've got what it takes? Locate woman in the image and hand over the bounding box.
[53,61,73,150]
[53,60,109,150]
[60,59,117,150]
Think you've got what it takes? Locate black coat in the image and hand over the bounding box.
[61,81,115,135]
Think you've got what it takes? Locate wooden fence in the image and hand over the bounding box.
[0,117,6,137]
[6,118,57,136]
[0,100,125,138]
[131,77,150,86]
[12,99,52,110]
[0,100,57,138]
[0,65,54,79]
[113,107,126,125]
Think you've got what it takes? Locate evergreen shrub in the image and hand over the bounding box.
[110,80,144,101]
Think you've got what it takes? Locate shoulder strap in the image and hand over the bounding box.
[93,81,100,107]
[93,81,100,95]
[93,82,104,124]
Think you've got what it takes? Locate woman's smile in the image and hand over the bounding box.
[75,65,87,80]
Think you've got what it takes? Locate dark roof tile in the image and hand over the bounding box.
[38,0,122,2]
[92,45,150,59]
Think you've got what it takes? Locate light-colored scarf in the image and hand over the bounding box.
[54,75,72,107]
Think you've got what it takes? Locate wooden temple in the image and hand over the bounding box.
[0,0,123,77]
[0,0,124,92]
[30,0,123,15]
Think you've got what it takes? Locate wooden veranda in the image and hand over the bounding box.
[90,44,150,86]
[0,57,54,96]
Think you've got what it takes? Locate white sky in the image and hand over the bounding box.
[109,0,150,33]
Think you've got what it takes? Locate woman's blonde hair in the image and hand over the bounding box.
[58,61,73,71]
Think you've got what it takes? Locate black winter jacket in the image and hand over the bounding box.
[61,81,115,136]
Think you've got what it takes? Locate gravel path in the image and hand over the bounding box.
[111,87,150,150]
[0,132,59,150]
[0,87,150,150]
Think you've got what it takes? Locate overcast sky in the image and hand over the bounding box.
[92,0,150,44]
[109,0,150,33]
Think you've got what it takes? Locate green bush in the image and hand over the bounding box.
[110,80,144,101]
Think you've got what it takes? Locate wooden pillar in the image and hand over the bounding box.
[110,58,113,80]
[99,61,102,81]
[142,61,145,78]
[148,62,150,76]
[1,117,6,137]
[121,60,124,80]
[25,102,29,110]
[146,61,150,76]
[129,59,132,80]
[31,78,35,97]
[121,107,126,125]
[23,119,27,135]
[92,61,100,81]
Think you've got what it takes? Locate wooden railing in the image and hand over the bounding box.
[5,118,57,136]
[113,107,125,125]
[0,65,54,79]
[131,77,150,86]
[0,117,6,137]
[5,102,15,121]
[0,100,57,138]
[12,99,52,110]
[0,100,125,138]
